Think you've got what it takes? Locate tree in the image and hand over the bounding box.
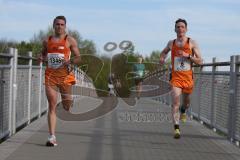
[0,38,18,53]
[79,39,96,55]
[30,26,96,56]
[148,50,161,62]
[30,26,54,44]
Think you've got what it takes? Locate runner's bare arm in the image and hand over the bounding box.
[159,40,172,65]
[190,39,203,65]
[38,39,48,63]
[69,36,81,65]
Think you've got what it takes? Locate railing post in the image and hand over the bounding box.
[9,48,18,135]
[8,48,14,136]
[228,55,239,141]
[197,66,203,120]
[210,57,217,127]
[0,63,4,136]
[27,52,32,124]
[38,61,43,117]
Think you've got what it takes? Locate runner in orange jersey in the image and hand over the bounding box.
[160,18,203,139]
[38,15,80,146]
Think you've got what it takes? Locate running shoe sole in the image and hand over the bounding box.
[46,141,58,147]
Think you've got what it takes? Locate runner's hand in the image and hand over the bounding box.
[61,59,75,72]
[62,59,71,66]
[159,57,165,65]
[37,54,47,64]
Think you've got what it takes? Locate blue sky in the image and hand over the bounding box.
[0,0,240,62]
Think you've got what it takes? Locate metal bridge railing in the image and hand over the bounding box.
[191,56,240,145]
[151,56,240,145]
[0,48,91,140]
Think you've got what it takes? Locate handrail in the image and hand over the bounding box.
[193,61,230,67]
[0,53,13,58]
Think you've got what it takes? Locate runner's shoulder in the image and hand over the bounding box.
[188,38,199,49]
[167,40,174,49]
[66,35,77,44]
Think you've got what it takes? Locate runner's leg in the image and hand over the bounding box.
[171,86,182,138]
[45,85,58,136]
[182,93,190,110]
[59,84,73,111]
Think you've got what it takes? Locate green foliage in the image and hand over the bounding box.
[30,26,54,44]
[145,50,171,71]
[125,52,138,63]
[145,50,161,63]
[0,26,97,58]
[93,55,111,95]
[122,42,135,55]
[77,54,111,96]
[111,53,135,97]
[79,39,96,55]
[0,39,17,64]
[0,39,18,53]
[30,26,97,56]
[79,55,104,82]
[1,27,169,92]
[16,41,41,56]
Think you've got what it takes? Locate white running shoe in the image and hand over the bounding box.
[46,135,58,147]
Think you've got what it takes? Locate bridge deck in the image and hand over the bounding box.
[0,98,239,160]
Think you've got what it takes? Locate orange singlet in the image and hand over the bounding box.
[45,35,76,86]
[171,37,193,94]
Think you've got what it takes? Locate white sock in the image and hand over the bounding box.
[173,112,180,125]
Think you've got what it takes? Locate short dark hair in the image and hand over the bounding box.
[53,15,67,24]
[175,18,187,28]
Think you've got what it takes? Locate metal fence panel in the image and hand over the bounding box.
[213,74,230,133]
[199,74,212,123]
[16,68,29,127]
[40,69,48,113]
[190,74,200,117]
[30,69,40,119]
[0,67,11,138]
[235,72,240,140]
[146,57,240,143]
[1,49,240,145]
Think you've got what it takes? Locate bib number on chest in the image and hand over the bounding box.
[48,53,64,69]
[174,57,191,71]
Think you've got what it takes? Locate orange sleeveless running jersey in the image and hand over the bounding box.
[45,35,75,86]
[171,38,193,93]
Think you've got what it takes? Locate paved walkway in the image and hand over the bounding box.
[0,97,239,160]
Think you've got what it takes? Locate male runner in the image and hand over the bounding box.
[159,18,203,138]
[39,15,80,146]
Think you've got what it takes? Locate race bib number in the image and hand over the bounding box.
[47,53,64,69]
[174,57,191,71]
